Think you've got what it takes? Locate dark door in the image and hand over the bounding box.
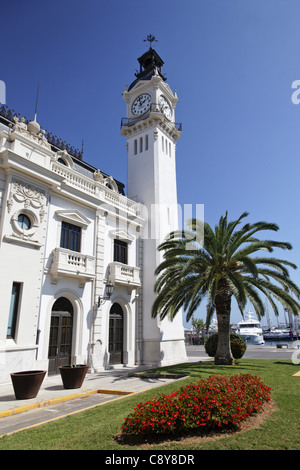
[48,298,73,374]
[109,303,123,365]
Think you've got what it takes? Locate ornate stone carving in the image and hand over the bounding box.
[52,149,74,168]
[8,180,46,222]
[8,116,51,149]
[94,169,105,183]
[94,171,118,192]
[104,176,118,192]
[12,116,27,133]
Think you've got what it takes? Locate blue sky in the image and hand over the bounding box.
[1,0,300,327]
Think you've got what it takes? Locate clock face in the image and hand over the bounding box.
[131,93,151,116]
[159,95,172,120]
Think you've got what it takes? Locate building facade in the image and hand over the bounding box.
[0,46,186,385]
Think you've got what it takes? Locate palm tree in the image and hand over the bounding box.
[152,212,300,365]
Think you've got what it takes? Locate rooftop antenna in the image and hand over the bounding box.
[27,83,40,134]
[81,138,84,157]
[144,34,157,50]
[34,82,40,122]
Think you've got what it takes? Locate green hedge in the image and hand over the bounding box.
[204,333,247,359]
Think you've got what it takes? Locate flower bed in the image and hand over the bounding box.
[121,373,271,436]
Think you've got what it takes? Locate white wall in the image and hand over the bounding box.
[0,173,49,382]
[37,193,96,370]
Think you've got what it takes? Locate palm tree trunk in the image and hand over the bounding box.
[215,283,234,365]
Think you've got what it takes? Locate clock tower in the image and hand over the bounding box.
[121,42,187,366]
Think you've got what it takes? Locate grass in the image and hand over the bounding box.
[0,359,299,450]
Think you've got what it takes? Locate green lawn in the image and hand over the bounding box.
[0,359,299,450]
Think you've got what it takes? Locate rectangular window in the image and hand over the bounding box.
[114,239,128,264]
[7,282,21,339]
[60,222,81,252]
[134,139,137,155]
[145,134,149,151]
[139,137,143,153]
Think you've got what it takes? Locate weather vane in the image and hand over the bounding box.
[144,34,158,49]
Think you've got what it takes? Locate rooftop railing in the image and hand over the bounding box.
[52,161,139,217]
[0,105,83,159]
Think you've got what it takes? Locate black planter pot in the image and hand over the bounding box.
[59,364,89,389]
[10,370,47,400]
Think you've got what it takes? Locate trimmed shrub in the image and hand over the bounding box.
[204,333,247,359]
[121,373,271,436]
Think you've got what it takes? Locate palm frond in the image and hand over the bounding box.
[151,212,299,337]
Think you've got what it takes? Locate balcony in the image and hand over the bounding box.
[120,103,182,140]
[108,262,141,290]
[121,103,181,130]
[49,247,96,287]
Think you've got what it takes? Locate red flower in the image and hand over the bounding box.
[121,373,271,436]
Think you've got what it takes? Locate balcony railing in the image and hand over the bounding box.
[108,261,141,290]
[49,247,96,286]
[121,103,182,131]
[51,161,140,217]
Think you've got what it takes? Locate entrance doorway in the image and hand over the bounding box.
[48,297,73,374]
[109,303,124,365]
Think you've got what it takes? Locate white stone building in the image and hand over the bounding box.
[0,46,187,385]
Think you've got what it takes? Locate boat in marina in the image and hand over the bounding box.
[209,317,218,334]
[263,328,298,341]
[236,310,265,344]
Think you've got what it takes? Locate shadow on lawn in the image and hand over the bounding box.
[151,361,268,378]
